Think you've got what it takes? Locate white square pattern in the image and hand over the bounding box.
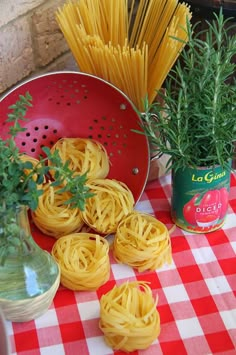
[157,260,176,273]
[111,263,136,280]
[191,247,217,264]
[77,300,100,321]
[87,336,113,355]
[205,276,232,295]
[5,320,13,336]
[223,212,236,229]
[40,344,65,355]
[135,199,154,214]
[162,284,189,303]
[220,309,236,330]
[35,308,59,328]
[176,317,204,339]
[231,241,236,254]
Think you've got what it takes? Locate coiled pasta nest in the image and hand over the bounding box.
[19,154,45,185]
[49,137,110,180]
[82,179,135,234]
[99,281,160,351]
[51,233,110,290]
[113,211,172,272]
[31,183,84,238]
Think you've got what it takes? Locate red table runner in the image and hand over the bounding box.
[6,173,236,355]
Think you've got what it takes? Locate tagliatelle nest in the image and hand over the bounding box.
[19,154,45,184]
[31,183,84,238]
[99,281,160,352]
[113,211,172,272]
[49,137,110,180]
[82,179,135,234]
[51,233,110,291]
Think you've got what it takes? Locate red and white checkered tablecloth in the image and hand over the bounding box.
[6,173,236,355]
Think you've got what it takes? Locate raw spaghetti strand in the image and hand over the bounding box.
[141,0,179,66]
[148,3,191,102]
[73,28,148,110]
[129,0,149,47]
[52,233,110,290]
[99,281,160,351]
[56,0,192,110]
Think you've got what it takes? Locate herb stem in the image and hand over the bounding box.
[137,10,236,172]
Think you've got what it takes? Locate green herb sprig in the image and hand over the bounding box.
[0,92,93,261]
[0,92,92,212]
[138,9,236,172]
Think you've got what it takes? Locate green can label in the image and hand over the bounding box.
[171,165,230,233]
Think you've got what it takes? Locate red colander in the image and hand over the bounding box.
[0,71,149,203]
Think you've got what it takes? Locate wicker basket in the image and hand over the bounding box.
[0,270,60,322]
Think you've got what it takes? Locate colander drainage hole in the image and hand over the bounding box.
[120,103,127,110]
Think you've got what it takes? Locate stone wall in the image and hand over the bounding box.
[0,0,77,97]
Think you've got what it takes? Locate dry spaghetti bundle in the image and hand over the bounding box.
[31,182,84,238]
[56,0,192,110]
[82,179,135,234]
[51,233,110,290]
[99,281,160,351]
[113,211,172,272]
[49,137,110,180]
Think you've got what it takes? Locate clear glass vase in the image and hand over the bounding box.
[0,205,60,322]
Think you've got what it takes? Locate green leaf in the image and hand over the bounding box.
[137,10,236,172]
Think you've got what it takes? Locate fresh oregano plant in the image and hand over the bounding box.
[0,92,93,262]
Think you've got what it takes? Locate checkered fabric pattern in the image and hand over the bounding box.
[6,173,236,355]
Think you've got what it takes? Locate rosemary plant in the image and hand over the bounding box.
[0,92,92,261]
[140,10,236,172]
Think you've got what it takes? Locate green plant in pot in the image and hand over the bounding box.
[139,10,236,233]
[0,92,92,321]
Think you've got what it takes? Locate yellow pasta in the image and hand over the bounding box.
[19,153,45,184]
[113,211,172,272]
[56,0,192,110]
[82,179,135,234]
[31,182,84,238]
[51,233,110,290]
[49,137,110,180]
[99,281,160,351]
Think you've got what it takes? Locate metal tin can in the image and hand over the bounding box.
[171,164,231,233]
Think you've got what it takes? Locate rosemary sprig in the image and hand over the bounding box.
[138,10,236,172]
